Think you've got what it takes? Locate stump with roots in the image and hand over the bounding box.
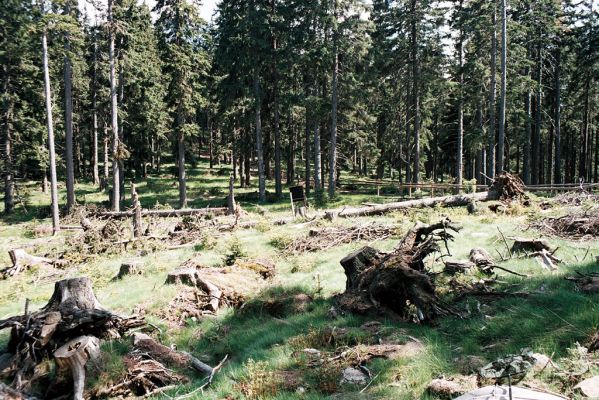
[0,277,144,393]
[336,218,462,322]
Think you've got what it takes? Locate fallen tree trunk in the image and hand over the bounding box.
[336,218,461,322]
[94,207,229,219]
[326,173,525,219]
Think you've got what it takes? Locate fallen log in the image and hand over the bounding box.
[326,173,525,219]
[94,207,229,219]
[336,218,461,322]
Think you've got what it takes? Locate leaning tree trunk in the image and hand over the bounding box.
[42,28,60,235]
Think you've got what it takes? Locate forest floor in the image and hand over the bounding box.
[1,161,599,399]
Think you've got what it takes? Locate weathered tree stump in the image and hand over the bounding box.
[510,238,552,254]
[115,261,143,280]
[165,267,222,311]
[469,248,495,274]
[54,336,100,400]
[336,219,461,322]
[0,277,144,395]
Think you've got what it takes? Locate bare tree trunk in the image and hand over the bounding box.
[43,28,60,234]
[532,43,543,185]
[329,0,339,198]
[2,65,14,214]
[523,41,532,185]
[410,0,420,184]
[314,122,321,193]
[580,78,590,181]
[91,32,99,187]
[304,103,311,197]
[456,0,464,187]
[253,69,265,202]
[554,46,561,184]
[488,3,497,182]
[272,0,282,198]
[177,110,187,208]
[118,61,125,202]
[496,0,507,174]
[64,5,75,213]
[108,0,120,211]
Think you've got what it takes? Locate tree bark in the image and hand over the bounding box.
[532,43,543,185]
[108,0,120,212]
[410,0,420,184]
[496,0,507,174]
[43,28,60,235]
[329,0,339,198]
[2,66,14,214]
[523,41,532,185]
[304,98,311,197]
[254,69,265,202]
[64,2,75,213]
[488,3,497,182]
[456,1,464,188]
[177,110,187,209]
[91,32,99,187]
[314,122,321,193]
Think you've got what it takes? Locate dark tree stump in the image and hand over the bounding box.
[510,238,552,254]
[336,219,461,322]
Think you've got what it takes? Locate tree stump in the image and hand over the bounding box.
[336,219,461,322]
[115,261,143,280]
[510,238,552,254]
[165,268,222,311]
[54,336,100,400]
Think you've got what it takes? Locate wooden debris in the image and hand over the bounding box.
[510,237,553,254]
[54,336,101,400]
[0,277,144,395]
[444,260,476,275]
[529,208,599,240]
[93,207,229,219]
[286,223,397,254]
[469,248,527,277]
[336,219,461,322]
[565,271,599,293]
[0,383,38,400]
[1,249,58,279]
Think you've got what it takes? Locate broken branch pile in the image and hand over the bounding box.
[529,207,599,240]
[335,218,461,322]
[285,223,399,254]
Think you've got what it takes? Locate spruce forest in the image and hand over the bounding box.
[1,0,599,399]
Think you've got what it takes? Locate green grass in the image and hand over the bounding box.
[1,160,599,399]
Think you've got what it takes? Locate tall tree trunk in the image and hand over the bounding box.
[523,42,532,185]
[272,0,282,198]
[410,0,420,184]
[496,0,507,174]
[314,122,321,192]
[532,44,543,185]
[554,46,561,184]
[305,104,311,197]
[43,28,60,234]
[488,2,497,182]
[2,70,14,214]
[253,69,266,202]
[456,1,464,187]
[329,0,339,198]
[580,78,590,181]
[108,0,120,211]
[118,61,125,201]
[64,5,75,213]
[91,35,99,187]
[177,109,187,208]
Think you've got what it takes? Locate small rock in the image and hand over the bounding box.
[575,376,599,398]
[531,353,552,371]
[340,367,368,385]
[328,306,339,319]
